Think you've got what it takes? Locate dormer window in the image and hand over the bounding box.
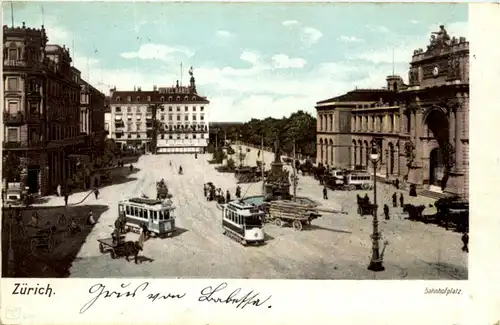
[127,96,131,102]
[160,97,165,102]
[147,96,151,102]
[176,96,180,101]
[184,96,189,101]
[192,96,196,101]
[116,97,121,102]
[136,96,140,101]
[168,96,172,101]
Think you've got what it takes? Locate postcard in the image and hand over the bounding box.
[1,1,496,324]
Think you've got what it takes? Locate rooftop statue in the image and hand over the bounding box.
[429,25,451,50]
[189,66,194,77]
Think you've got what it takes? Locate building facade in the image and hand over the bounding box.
[107,68,210,153]
[3,23,85,195]
[79,80,106,155]
[316,25,469,199]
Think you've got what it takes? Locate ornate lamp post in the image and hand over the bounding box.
[368,144,385,272]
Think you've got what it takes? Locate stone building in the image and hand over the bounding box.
[79,79,106,156]
[316,25,469,199]
[108,67,210,153]
[2,23,85,195]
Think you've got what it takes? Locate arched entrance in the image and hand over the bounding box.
[352,140,358,166]
[429,147,445,186]
[328,139,333,166]
[319,138,324,164]
[424,107,452,188]
[388,142,395,175]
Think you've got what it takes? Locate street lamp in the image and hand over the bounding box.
[368,144,385,272]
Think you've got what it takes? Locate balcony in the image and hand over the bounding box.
[3,112,24,125]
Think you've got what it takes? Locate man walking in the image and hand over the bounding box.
[94,187,100,200]
[323,186,328,200]
[64,193,69,206]
[399,193,404,208]
[383,204,390,220]
[392,192,398,207]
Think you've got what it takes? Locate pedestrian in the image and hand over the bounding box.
[57,183,62,197]
[203,185,207,198]
[383,204,390,220]
[461,231,469,253]
[87,210,96,225]
[399,193,404,207]
[226,190,231,203]
[64,193,69,206]
[235,186,241,198]
[130,164,133,172]
[94,187,100,199]
[323,186,328,200]
[395,178,400,190]
[392,192,398,207]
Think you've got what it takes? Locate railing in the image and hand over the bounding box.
[159,129,207,134]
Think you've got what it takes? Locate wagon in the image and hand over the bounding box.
[97,236,127,259]
[265,200,346,231]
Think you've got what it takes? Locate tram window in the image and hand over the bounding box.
[133,207,138,217]
[126,206,130,215]
[166,211,170,219]
[158,211,163,221]
[152,211,157,221]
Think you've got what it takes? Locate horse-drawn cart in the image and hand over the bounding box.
[97,236,129,259]
[265,200,346,231]
[28,226,56,255]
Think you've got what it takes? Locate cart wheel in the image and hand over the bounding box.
[99,243,105,254]
[30,239,37,255]
[275,218,283,227]
[361,183,370,190]
[349,184,356,191]
[110,250,116,259]
[292,220,303,231]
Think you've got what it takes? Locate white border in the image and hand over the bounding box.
[1,2,499,325]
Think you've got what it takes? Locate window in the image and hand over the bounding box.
[177,134,181,139]
[7,78,18,91]
[184,96,189,101]
[147,96,151,102]
[169,115,173,121]
[200,106,204,112]
[168,96,172,101]
[153,211,157,221]
[176,106,180,112]
[192,96,196,101]
[7,128,19,142]
[184,116,188,121]
[192,114,197,121]
[169,135,173,139]
[176,96,180,101]
[161,97,165,102]
[116,97,121,102]
[177,115,180,121]
[115,107,122,113]
[160,107,165,112]
[127,96,131,102]
[8,101,18,114]
[128,134,132,138]
[8,48,18,60]
[200,115,205,121]
[185,106,188,112]
[193,134,197,139]
[127,107,132,113]
[161,134,165,139]
[160,114,165,120]
[126,206,131,215]
[136,96,140,101]
[168,106,173,112]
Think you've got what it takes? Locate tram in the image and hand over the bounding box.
[222,200,266,246]
[118,197,176,237]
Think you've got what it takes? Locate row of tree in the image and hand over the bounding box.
[213,110,317,159]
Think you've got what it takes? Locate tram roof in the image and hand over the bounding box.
[226,200,265,213]
[121,197,176,209]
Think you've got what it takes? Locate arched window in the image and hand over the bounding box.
[176,96,180,101]
[184,96,189,101]
[116,97,121,102]
[168,96,172,102]
[160,97,165,102]
[192,96,196,100]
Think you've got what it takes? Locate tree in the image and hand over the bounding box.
[2,153,22,182]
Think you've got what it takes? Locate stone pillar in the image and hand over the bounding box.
[455,108,463,171]
[448,109,455,145]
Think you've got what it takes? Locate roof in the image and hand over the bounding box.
[123,197,175,209]
[317,89,395,105]
[109,90,210,105]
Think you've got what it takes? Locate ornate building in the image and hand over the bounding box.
[108,67,210,153]
[316,25,469,199]
[79,79,106,156]
[2,23,86,195]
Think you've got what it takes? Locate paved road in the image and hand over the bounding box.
[36,150,467,279]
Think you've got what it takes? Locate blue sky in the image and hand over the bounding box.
[5,2,467,121]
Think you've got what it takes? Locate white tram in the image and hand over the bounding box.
[118,197,176,237]
[222,200,266,246]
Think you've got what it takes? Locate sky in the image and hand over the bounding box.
[5,2,467,122]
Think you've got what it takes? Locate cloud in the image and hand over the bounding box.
[366,25,391,34]
[120,43,194,62]
[338,35,364,43]
[271,54,306,69]
[240,51,260,65]
[282,20,299,27]
[215,30,232,38]
[301,27,323,46]
[282,21,323,46]
[410,19,420,24]
[356,21,468,64]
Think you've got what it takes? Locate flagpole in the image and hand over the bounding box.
[10,2,14,27]
[180,62,183,87]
